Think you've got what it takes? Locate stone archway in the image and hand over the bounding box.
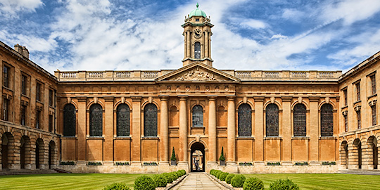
[1,132,14,170]
[340,141,348,169]
[366,136,378,170]
[190,142,205,172]
[35,138,44,169]
[20,136,31,169]
[48,141,56,169]
[353,139,362,169]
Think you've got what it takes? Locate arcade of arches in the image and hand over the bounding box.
[1,4,380,173]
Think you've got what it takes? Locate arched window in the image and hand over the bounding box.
[293,104,306,136]
[63,104,76,136]
[194,42,201,59]
[117,104,130,136]
[238,104,252,136]
[266,103,279,137]
[90,104,103,136]
[192,105,203,127]
[321,104,333,136]
[144,103,157,137]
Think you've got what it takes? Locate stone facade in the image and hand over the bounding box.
[0,6,379,174]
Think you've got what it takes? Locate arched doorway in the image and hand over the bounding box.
[2,134,9,169]
[353,139,362,169]
[368,136,378,169]
[35,138,44,169]
[49,141,55,169]
[190,142,205,172]
[341,141,348,169]
[20,137,25,169]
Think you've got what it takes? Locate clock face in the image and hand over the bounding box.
[194,29,202,38]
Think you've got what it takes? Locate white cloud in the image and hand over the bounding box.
[240,19,267,29]
[320,0,380,25]
[282,9,305,22]
[0,0,43,15]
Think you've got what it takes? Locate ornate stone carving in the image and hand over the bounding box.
[171,66,227,81]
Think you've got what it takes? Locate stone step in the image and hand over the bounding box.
[338,169,380,175]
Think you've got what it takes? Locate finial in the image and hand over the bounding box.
[196,3,199,8]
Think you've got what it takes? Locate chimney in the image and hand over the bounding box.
[14,44,29,59]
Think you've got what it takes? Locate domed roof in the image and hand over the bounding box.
[189,3,207,18]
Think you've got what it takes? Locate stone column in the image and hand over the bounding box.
[282,97,292,165]
[254,97,264,164]
[227,97,236,163]
[208,97,217,164]
[104,97,114,162]
[77,97,87,162]
[309,97,319,165]
[205,31,209,58]
[186,31,190,58]
[179,97,188,164]
[184,32,187,59]
[131,97,141,165]
[160,96,169,164]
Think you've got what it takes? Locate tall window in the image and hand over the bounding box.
[117,104,130,136]
[357,110,361,129]
[63,104,76,136]
[89,104,102,136]
[344,114,348,132]
[192,105,203,127]
[3,98,8,121]
[21,105,26,125]
[238,104,252,136]
[266,103,279,137]
[194,42,201,59]
[3,65,9,88]
[321,104,333,136]
[372,105,377,126]
[36,82,41,102]
[49,114,53,132]
[356,82,360,101]
[49,89,53,106]
[293,104,306,136]
[144,103,157,137]
[21,74,27,95]
[36,110,41,129]
[370,74,376,95]
[343,89,347,106]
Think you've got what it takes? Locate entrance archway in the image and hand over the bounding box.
[353,139,362,169]
[368,136,378,169]
[190,142,205,172]
[2,134,9,169]
[49,141,56,169]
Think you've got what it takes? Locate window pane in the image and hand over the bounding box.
[90,104,102,136]
[144,103,157,137]
[194,42,201,59]
[192,105,203,127]
[3,66,9,88]
[321,104,333,136]
[372,105,377,126]
[266,104,279,136]
[63,104,76,136]
[117,104,130,136]
[357,110,361,129]
[293,104,306,136]
[238,104,252,136]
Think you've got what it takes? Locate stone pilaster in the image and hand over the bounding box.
[208,97,217,164]
[309,97,319,164]
[227,97,236,163]
[179,97,188,164]
[160,96,169,164]
[104,97,114,162]
[254,97,264,163]
[361,142,373,170]
[348,143,359,169]
[131,97,141,164]
[282,97,292,163]
[205,31,209,58]
[77,96,87,161]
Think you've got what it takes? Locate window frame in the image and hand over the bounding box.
[293,103,307,137]
[238,103,252,137]
[266,103,279,137]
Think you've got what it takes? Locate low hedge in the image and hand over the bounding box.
[225,173,235,184]
[269,179,299,190]
[103,183,130,190]
[243,177,264,190]
[219,172,229,181]
[134,176,156,190]
[231,174,246,188]
[152,174,167,187]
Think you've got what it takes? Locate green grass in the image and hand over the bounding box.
[243,173,380,190]
[0,173,153,190]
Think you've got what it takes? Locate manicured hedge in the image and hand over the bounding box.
[134,176,156,190]
[243,177,264,190]
[152,174,167,187]
[219,172,229,181]
[231,174,246,188]
[225,173,235,184]
[269,179,299,190]
[103,183,130,190]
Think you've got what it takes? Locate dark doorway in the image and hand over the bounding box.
[1,135,8,169]
[49,141,55,169]
[358,141,362,169]
[35,142,40,169]
[373,145,378,169]
[344,143,348,169]
[191,142,205,172]
[20,142,25,169]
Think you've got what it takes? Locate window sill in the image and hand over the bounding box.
[353,100,361,105]
[86,136,104,140]
[264,136,282,140]
[192,126,205,128]
[236,136,255,140]
[141,137,159,140]
[319,136,336,140]
[368,94,377,99]
[114,136,131,140]
[292,136,310,140]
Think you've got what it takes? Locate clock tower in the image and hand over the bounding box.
[182,3,214,67]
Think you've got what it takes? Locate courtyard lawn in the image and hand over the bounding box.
[243,173,380,190]
[0,173,153,190]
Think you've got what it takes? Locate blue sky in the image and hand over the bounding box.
[1,0,380,74]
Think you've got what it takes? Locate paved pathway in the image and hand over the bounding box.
[174,172,227,190]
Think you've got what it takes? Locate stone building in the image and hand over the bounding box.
[0,4,379,173]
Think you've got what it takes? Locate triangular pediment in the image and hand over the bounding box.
[156,62,240,83]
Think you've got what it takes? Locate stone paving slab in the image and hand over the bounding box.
[174,172,227,190]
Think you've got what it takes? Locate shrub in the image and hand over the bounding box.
[103,183,130,190]
[215,170,222,178]
[269,179,299,190]
[87,162,102,166]
[60,161,75,165]
[176,171,182,178]
[219,172,229,181]
[243,177,264,190]
[169,172,178,182]
[162,173,173,183]
[210,169,215,175]
[231,174,246,188]
[322,161,336,165]
[239,162,253,166]
[152,174,167,187]
[171,147,176,161]
[115,162,130,166]
[267,162,281,166]
[225,174,235,184]
[179,169,186,176]
[134,176,156,190]
[143,162,158,166]
[219,147,225,161]
[294,162,308,166]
